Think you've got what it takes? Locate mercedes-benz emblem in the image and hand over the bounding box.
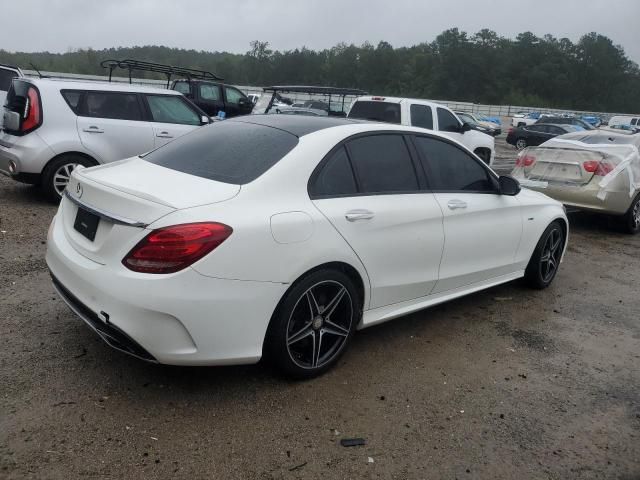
[76,182,83,198]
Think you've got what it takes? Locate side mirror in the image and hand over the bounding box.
[461,122,472,133]
[498,175,521,196]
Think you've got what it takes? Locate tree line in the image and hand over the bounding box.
[1,29,639,113]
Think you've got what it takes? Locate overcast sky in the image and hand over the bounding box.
[1,0,639,63]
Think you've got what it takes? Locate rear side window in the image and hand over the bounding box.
[414,136,494,192]
[0,69,19,92]
[199,84,221,101]
[61,90,82,114]
[348,101,401,124]
[410,104,433,129]
[173,81,191,95]
[145,95,200,125]
[437,108,460,132]
[142,121,298,184]
[84,92,142,121]
[347,135,418,194]
[309,146,357,198]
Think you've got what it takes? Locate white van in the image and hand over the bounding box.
[348,96,495,165]
[608,115,640,128]
[1,77,210,201]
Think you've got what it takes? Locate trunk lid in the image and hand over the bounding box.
[514,147,605,186]
[61,157,240,265]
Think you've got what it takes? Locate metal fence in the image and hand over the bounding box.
[22,69,629,119]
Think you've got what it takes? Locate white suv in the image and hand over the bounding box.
[1,78,209,200]
[348,96,495,165]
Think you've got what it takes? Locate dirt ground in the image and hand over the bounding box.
[1,135,639,480]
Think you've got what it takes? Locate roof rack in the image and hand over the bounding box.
[263,85,367,96]
[100,59,223,88]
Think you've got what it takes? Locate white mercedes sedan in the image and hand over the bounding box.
[46,115,568,378]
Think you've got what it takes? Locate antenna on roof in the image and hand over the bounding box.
[30,63,45,78]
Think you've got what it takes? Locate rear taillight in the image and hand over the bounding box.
[21,86,42,133]
[583,161,614,176]
[507,127,514,135]
[122,222,233,274]
[515,154,536,167]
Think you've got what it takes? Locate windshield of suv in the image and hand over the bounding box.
[348,101,401,123]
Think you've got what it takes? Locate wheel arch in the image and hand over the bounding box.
[43,151,99,174]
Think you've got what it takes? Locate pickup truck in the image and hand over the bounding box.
[171,79,254,118]
[347,96,495,165]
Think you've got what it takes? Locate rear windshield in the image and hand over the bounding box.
[142,120,298,184]
[348,101,401,124]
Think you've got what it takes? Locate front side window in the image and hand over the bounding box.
[437,108,461,132]
[347,134,419,194]
[309,146,357,198]
[199,84,221,101]
[84,92,142,121]
[225,87,245,104]
[145,95,201,125]
[410,104,433,130]
[414,136,495,192]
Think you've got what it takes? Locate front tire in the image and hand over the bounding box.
[42,154,97,202]
[524,221,565,289]
[265,269,360,379]
[622,193,640,234]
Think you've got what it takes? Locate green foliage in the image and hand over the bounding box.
[1,29,639,113]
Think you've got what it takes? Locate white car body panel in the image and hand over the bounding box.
[46,119,567,366]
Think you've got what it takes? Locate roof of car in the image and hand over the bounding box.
[22,77,181,95]
[230,114,363,137]
[557,129,640,146]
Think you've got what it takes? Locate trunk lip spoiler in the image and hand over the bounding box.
[63,189,148,228]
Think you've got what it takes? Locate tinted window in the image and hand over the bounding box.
[61,90,82,114]
[225,86,245,104]
[0,69,18,92]
[143,121,298,184]
[410,104,433,129]
[146,95,200,125]
[348,101,401,124]
[173,81,191,95]
[84,92,142,121]
[414,136,494,192]
[309,147,357,197]
[527,125,546,133]
[437,108,460,132]
[347,135,418,193]
[199,84,221,101]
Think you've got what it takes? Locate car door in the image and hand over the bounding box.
[224,85,252,117]
[142,94,203,148]
[435,106,466,144]
[310,134,445,309]
[412,134,522,293]
[77,91,155,163]
[196,83,225,117]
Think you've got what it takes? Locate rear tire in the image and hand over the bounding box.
[622,193,640,234]
[265,269,360,379]
[42,154,97,203]
[515,138,527,150]
[524,221,565,289]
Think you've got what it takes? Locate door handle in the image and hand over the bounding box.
[82,126,104,133]
[447,200,468,210]
[156,131,173,138]
[345,209,375,222]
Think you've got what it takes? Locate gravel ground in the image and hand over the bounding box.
[1,136,639,479]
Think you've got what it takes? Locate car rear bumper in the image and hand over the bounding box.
[522,182,634,215]
[46,214,288,366]
[0,131,55,177]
